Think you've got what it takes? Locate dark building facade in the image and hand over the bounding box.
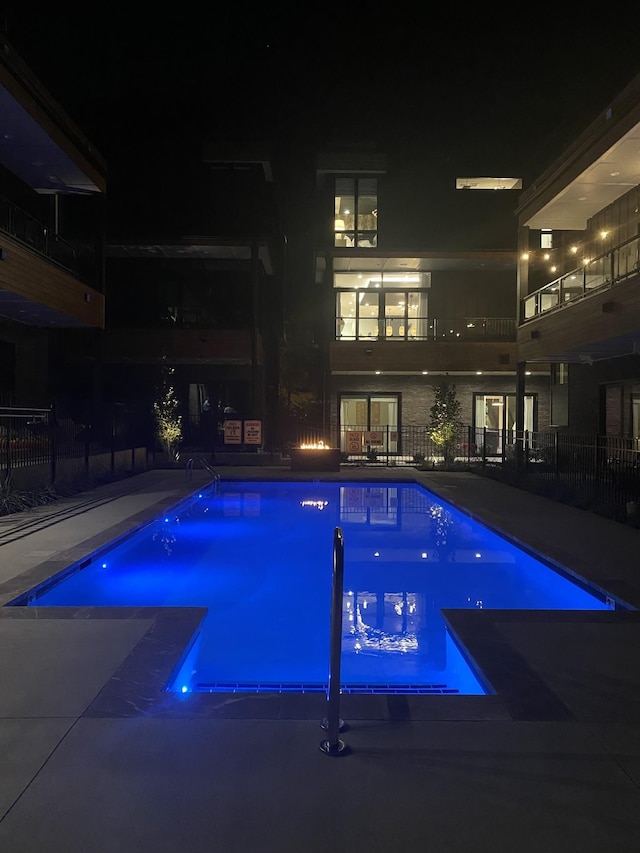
[0,37,106,410]
[100,151,283,455]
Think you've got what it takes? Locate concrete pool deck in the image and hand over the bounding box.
[0,465,639,851]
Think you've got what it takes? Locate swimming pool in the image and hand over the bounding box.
[9,480,610,696]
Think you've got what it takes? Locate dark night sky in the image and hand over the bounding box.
[4,8,640,243]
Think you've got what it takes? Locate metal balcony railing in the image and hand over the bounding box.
[0,193,90,279]
[335,316,515,342]
[522,233,640,321]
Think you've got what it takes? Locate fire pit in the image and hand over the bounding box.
[289,441,342,472]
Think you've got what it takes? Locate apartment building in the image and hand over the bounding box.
[101,148,283,454]
[0,36,106,408]
[516,72,640,439]
[313,151,550,458]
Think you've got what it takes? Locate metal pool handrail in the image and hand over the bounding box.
[185,456,221,488]
[320,526,349,756]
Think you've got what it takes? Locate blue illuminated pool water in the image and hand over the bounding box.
[13,481,609,695]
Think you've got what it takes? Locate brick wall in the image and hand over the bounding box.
[329,373,550,431]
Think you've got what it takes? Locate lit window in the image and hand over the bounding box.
[541,230,553,249]
[334,177,378,248]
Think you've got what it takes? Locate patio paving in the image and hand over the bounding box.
[0,465,638,851]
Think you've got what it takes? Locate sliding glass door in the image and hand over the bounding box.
[339,394,399,455]
[474,393,535,454]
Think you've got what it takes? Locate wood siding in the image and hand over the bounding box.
[0,233,104,326]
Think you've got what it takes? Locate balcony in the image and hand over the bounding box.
[0,231,103,328]
[519,235,640,364]
[336,316,515,342]
[0,194,83,274]
[522,234,640,321]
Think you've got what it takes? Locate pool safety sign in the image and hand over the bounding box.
[243,420,262,445]
[223,419,262,445]
[223,420,242,444]
[346,431,362,453]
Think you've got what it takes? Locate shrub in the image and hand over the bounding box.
[428,384,463,465]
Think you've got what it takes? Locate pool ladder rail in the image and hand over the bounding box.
[185,457,221,490]
[320,526,349,757]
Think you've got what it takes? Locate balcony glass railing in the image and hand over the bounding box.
[0,193,85,279]
[522,234,640,321]
[335,316,515,341]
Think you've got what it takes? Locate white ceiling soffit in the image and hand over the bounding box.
[0,87,103,194]
[525,126,640,230]
[456,177,522,190]
[331,254,515,272]
[333,257,425,272]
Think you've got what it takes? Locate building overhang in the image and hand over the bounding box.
[0,37,106,194]
[106,238,274,275]
[316,152,388,179]
[517,74,640,231]
[201,143,273,182]
[330,369,549,376]
[316,250,516,283]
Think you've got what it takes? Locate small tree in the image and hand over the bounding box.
[153,371,183,460]
[428,383,463,465]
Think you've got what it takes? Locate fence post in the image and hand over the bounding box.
[110,406,116,476]
[49,403,56,486]
[6,413,12,482]
[84,421,90,477]
[482,427,487,467]
[554,431,560,477]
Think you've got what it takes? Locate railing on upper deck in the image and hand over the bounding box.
[522,233,640,321]
[336,316,515,342]
[0,193,95,281]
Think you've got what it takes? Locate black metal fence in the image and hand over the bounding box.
[281,423,482,464]
[514,430,640,520]
[5,404,640,520]
[0,404,149,486]
[280,421,640,520]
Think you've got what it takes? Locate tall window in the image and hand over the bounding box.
[335,270,430,340]
[473,393,536,454]
[632,392,640,438]
[550,363,568,426]
[334,178,377,248]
